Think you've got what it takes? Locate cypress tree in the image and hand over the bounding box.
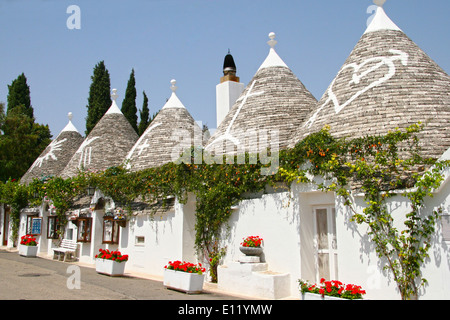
[7,73,33,118]
[138,91,149,136]
[85,61,112,135]
[0,102,5,131]
[121,69,138,133]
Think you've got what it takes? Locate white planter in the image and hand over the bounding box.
[95,258,126,276]
[19,245,38,257]
[301,292,360,300]
[163,269,205,294]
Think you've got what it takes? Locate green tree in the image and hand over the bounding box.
[138,91,150,136]
[0,102,5,132]
[7,73,33,118]
[121,69,138,133]
[0,105,51,182]
[85,61,112,135]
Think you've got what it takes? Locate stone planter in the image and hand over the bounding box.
[95,258,126,276]
[301,292,360,301]
[239,246,263,256]
[19,245,38,257]
[163,269,205,294]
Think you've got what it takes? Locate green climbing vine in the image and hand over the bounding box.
[0,123,448,299]
[0,179,29,244]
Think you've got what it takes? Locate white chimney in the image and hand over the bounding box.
[216,51,244,128]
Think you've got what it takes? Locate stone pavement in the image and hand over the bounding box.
[0,248,247,300]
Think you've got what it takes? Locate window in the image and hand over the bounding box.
[102,217,120,244]
[26,214,38,235]
[313,206,338,282]
[77,218,92,243]
[47,216,60,239]
[135,236,145,246]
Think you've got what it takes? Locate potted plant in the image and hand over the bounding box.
[163,260,206,294]
[239,235,264,256]
[114,209,127,228]
[95,248,128,276]
[299,278,366,300]
[19,234,39,257]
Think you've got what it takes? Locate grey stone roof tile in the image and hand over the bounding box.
[289,30,450,160]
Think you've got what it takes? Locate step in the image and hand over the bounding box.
[218,262,290,299]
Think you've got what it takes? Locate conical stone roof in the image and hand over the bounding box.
[20,112,84,184]
[289,2,450,159]
[206,32,317,157]
[61,89,139,178]
[125,80,201,171]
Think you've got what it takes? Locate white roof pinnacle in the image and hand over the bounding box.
[374,0,386,6]
[61,112,79,133]
[162,79,186,109]
[170,79,178,92]
[365,0,402,34]
[258,32,288,71]
[111,88,118,101]
[105,88,123,115]
[267,32,277,48]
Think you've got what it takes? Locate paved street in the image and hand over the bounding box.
[0,249,245,300]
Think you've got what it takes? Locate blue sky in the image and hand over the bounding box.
[0,0,448,137]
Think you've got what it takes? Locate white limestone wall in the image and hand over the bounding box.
[218,185,337,298]
[121,197,197,277]
[219,190,301,296]
[335,177,450,300]
[16,204,56,256]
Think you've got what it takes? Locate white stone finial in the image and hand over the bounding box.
[111,88,118,101]
[170,79,178,92]
[374,0,386,7]
[267,32,277,49]
[365,0,401,34]
[61,111,79,132]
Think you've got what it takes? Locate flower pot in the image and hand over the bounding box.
[117,220,126,228]
[301,292,358,301]
[163,269,205,294]
[19,245,38,257]
[239,246,263,256]
[95,258,126,276]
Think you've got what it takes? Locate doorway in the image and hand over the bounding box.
[313,206,338,282]
[3,205,10,246]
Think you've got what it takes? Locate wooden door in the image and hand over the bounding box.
[3,205,10,246]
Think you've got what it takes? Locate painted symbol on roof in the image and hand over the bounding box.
[305,49,409,128]
[76,136,100,168]
[206,80,264,150]
[125,122,163,169]
[30,138,68,171]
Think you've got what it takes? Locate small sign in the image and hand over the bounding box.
[31,218,42,235]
